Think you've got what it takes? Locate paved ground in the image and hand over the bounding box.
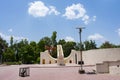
[0,64,120,80]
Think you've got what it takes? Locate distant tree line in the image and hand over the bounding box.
[0,31,120,64]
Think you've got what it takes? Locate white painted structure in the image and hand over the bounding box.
[40,46,120,73]
[83,48,120,65]
[41,47,120,65]
[96,60,120,74]
[57,45,65,65]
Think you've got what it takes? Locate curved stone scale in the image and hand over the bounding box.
[40,45,120,66]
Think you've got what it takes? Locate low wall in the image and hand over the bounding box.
[40,50,57,64]
[96,60,120,74]
[109,66,120,74]
[96,62,109,73]
[64,50,77,64]
[83,48,120,65]
[40,48,120,66]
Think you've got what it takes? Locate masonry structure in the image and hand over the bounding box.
[40,45,120,73]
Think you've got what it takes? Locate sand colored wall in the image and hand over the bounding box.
[40,48,120,65]
[40,50,57,64]
[96,60,120,74]
[96,62,109,73]
[68,48,120,65]
[108,61,120,74]
[64,50,77,64]
[109,66,120,74]
[57,45,65,65]
[82,48,120,65]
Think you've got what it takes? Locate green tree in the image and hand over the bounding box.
[42,37,52,46]
[84,40,97,50]
[117,45,120,48]
[37,36,54,58]
[51,31,57,46]
[10,36,13,48]
[30,41,40,63]
[38,31,58,58]
[17,39,29,64]
[100,41,116,48]
[24,44,34,64]
[50,31,57,58]
[74,42,84,51]
[63,41,76,57]
[3,47,15,62]
[38,37,52,52]
[0,36,8,63]
[13,41,19,62]
[58,39,66,45]
[58,39,78,57]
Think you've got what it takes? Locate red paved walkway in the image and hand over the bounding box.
[0,64,120,80]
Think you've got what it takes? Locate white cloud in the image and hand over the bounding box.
[88,33,105,42]
[117,28,120,36]
[28,1,96,25]
[92,16,96,21]
[63,3,86,20]
[28,1,49,17]
[0,33,10,41]
[63,3,96,25]
[28,1,60,17]
[49,6,60,15]
[8,28,13,32]
[0,32,28,41]
[65,36,75,42]
[82,15,89,25]
[82,15,89,21]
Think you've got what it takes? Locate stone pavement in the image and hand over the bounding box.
[0,64,120,80]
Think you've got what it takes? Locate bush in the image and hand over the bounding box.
[36,57,40,64]
[4,62,21,65]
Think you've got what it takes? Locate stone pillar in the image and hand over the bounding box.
[57,45,65,66]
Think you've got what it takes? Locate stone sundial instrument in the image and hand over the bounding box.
[57,45,65,66]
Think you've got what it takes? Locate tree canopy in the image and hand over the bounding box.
[0,31,120,64]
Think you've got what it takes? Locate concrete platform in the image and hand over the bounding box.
[0,64,120,80]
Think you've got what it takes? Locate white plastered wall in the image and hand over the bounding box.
[40,48,120,65]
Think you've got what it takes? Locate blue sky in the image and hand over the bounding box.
[0,0,120,46]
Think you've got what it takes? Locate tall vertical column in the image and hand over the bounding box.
[57,45,65,66]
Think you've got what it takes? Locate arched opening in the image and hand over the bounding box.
[55,60,57,63]
[42,59,45,64]
[75,54,77,64]
[49,61,51,64]
[117,65,119,67]
[69,60,72,63]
